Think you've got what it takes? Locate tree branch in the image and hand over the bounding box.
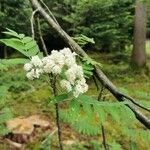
[122,93,150,112]
[40,0,60,26]
[94,67,150,112]
[30,0,150,129]
[30,8,39,39]
[37,16,48,55]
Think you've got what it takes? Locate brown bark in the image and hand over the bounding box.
[132,0,147,67]
[30,0,150,129]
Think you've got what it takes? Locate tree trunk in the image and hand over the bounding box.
[131,0,147,67]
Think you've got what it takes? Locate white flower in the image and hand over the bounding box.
[34,69,42,78]
[51,50,65,66]
[60,80,72,92]
[24,48,88,98]
[36,68,43,76]
[65,57,76,67]
[60,48,72,56]
[26,69,43,80]
[73,90,80,98]
[42,56,55,73]
[31,55,43,67]
[78,78,88,92]
[65,67,77,84]
[76,66,84,78]
[42,55,51,64]
[24,63,32,72]
[73,78,88,97]
[77,78,86,84]
[51,65,62,74]
[26,71,34,80]
[60,48,77,67]
[43,64,52,73]
[82,82,88,93]
[72,52,77,56]
[26,69,35,80]
[65,64,84,84]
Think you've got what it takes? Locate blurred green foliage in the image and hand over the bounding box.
[0,0,31,36]
[148,16,150,37]
[0,52,149,149]
[43,0,135,51]
[1,0,150,52]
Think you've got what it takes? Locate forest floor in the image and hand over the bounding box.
[0,49,150,150]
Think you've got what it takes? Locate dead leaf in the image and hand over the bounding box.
[27,115,50,127]
[63,140,76,145]
[6,115,50,135]
[6,118,34,135]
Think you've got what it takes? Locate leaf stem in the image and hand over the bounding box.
[101,125,107,150]
[51,76,63,150]
[55,103,63,150]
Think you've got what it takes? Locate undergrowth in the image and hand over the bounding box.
[0,51,150,149]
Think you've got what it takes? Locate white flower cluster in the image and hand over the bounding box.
[24,48,88,97]
[24,56,43,80]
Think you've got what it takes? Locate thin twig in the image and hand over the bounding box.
[121,93,150,112]
[93,75,99,91]
[37,16,49,55]
[50,128,58,136]
[98,84,104,101]
[97,84,107,150]
[40,0,60,26]
[42,128,58,144]
[30,9,39,39]
[101,125,107,150]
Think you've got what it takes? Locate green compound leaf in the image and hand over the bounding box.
[83,56,102,67]
[0,28,42,58]
[0,107,13,124]
[61,95,135,135]
[49,93,69,104]
[73,34,95,47]
[0,107,13,136]
[82,62,94,78]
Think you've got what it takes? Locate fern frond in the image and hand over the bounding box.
[0,86,9,104]
[83,57,102,67]
[60,95,135,135]
[134,91,150,100]
[125,129,150,142]
[0,124,10,136]
[0,107,12,136]
[0,107,13,124]
[73,34,95,47]
[82,63,94,78]
[108,142,122,150]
